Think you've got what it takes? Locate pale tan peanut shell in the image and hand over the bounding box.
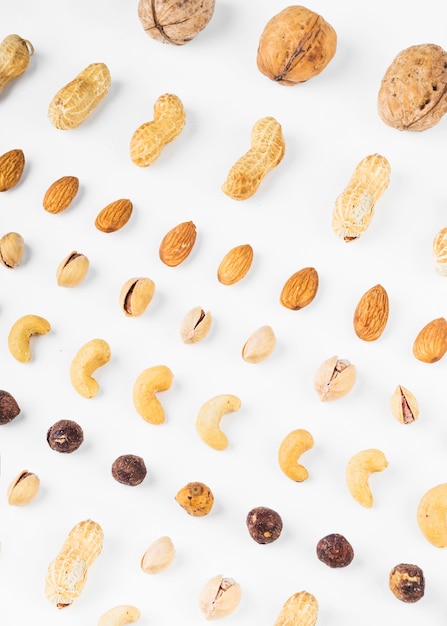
[346,448,389,508]
[390,385,419,424]
[378,44,447,132]
[196,394,242,450]
[332,153,391,242]
[132,365,174,424]
[0,34,34,93]
[159,220,197,267]
[130,93,186,167]
[138,0,215,46]
[0,148,25,191]
[70,338,111,399]
[412,317,447,363]
[257,6,337,86]
[242,325,276,363]
[45,519,103,609]
[97,605,140,626]
[314,356,356,402]
[222,116,285,201]
[56,251,89,287]
[48,63,111,130]
[280,266,319,310]
[0,232,24,268]
[199,574,242,620]
[353,284,389,341]
[7,470,40,506]
[141,536,175,574]
[278,429,314,482]
[43,176,79,214]
[119,277,155,317]
[417,483,447,547]
[8,314,51,363]
[95,199,133,233]
[217,244,253,285]
[433,227,447,275]
[273,590,318,626]
[180,306,212,344]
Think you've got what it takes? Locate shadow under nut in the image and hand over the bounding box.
[132,365,174,424]
[69,338,111,398]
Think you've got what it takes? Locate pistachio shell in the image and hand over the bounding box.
[7,470,40,505]
[141,536,175,574]
[390,385,419,424]
[119,277,155,317]
[242,325,276,363]
[199,574,242,620]
[314,356,356,402]
[180,306,212,344]
[0,232,24,268]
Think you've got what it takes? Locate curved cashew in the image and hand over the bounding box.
[196,394,241,450]
[278,429,314,482]
[70,338,111,398]
[417,483,447,547]
[346,448,388,508]
[98,605,140,626]
[132,365,174,424]
[8,314,51,363]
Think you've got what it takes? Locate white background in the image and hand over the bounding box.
[1,0,447,624]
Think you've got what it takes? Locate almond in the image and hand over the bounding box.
[280,267,319,310]
[94,198,133,233]
[43,176,79,214]
[159,220,197,267]
[413,317,447,363]
[353,284,389,341]
[0,148,25,191]
[217,244,253,285]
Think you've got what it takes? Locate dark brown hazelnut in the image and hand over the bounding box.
[112,454,147,486]
[246,506,283,544]
[316,533,354,568]
[46,419,84,453]
[0,390,20,425]
[389,563,425,603]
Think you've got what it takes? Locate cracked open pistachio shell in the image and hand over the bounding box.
[7,469,40,505]
[242,325,276,363]
[180,306,212,344]
[199,574,241,620]
[314,356,356,402]
[119,277,155,317]
[0,232,24,268]
[390,385,419,424]
[56,250,89,287]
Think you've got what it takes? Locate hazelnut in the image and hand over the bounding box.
[47,419,84,453]
[111,454,147,486]
[389,563,425,603]
[0,390,20,425]
[175,481,214,516]
[246,506,283,544]
[316,533,354,568]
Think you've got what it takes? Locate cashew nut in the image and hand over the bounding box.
[98,605,140,626]
[8,314,51,363]
[195,394,242,450]
[417,483,447,547]
[69,338,111,398]
[132,365,174,424]
[345,448,388,508]
[278,429,314,482]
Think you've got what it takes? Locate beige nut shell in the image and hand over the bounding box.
[417,483,447,547]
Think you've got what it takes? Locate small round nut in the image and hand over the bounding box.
[111,454,147,486]
[389,563,425,603]
[175,481,214,516]
[246,506,283,544]
[0,390,21,425]
[46,419,84,453]
[316,533,354,568]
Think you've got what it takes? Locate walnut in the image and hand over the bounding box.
[138,0,215,46]
[256,5,337,86]
[378,43,447,131]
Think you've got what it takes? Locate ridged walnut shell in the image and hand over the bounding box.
[378,43,447,131]
[138,0,215,46]
[257,6,337,86]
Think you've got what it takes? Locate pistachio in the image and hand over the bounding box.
[199,574,242,620]
[0,232,24,268]
[390,385,419,424]
[119,277,155,317]
[314,355,356,402]
[141,535,175,574]
[56,250,89,287]
[180,306,212,344]
[242,325,276,363]
[7,469,40,506]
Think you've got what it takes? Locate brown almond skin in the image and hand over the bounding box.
[159,220,197,267]
[280,267,319,310]
[353,284,389,341]
[0,148,25,191]
[43,176,79,213]
[217,244,253,285]
[95,199,133,233]
[413,317,447,363]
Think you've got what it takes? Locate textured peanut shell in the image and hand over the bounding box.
[0,34,34,93]
[274,590,318,626]
[378,44,447,131]
[257,6,337,86]
[138,0,215,45]
[432,227,447,275]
